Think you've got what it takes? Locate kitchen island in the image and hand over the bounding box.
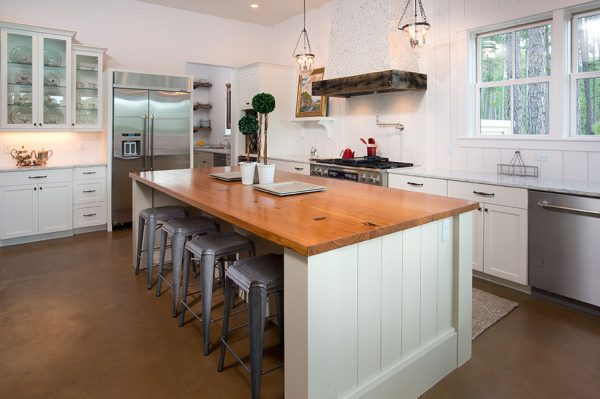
[130,167,478,399]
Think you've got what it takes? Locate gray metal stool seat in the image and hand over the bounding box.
[155,216,219,317]
[135,206,187,289]
[179,232,256,355]
[218,254,284,399]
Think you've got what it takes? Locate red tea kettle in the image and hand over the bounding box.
[341,148,355,159]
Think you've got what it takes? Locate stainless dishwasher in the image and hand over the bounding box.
[529,190,600,309]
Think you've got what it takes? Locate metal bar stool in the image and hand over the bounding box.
[218,254,284,399]
[179,232,256,355]
[135,206,187,289]
[155,215,219,317]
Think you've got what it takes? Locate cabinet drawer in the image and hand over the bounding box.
[388,174,448,196]
[448,180,527,209]
[74,180,105,204]
[74,202,106,228]
[274,160,310,175]
[0,168,72,187]
[73,166,106,180]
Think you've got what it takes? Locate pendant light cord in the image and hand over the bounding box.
[293,0,313,57]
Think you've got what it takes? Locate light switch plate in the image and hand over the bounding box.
[442,219,451,241]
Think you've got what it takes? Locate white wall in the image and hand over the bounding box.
[185,63,234,147]
[266,0,600,183]
[0,0,271,168]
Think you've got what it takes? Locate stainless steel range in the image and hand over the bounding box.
[310,156,413,186]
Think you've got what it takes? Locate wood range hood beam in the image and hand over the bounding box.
[311,69,427,98]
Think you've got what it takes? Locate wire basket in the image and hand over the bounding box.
[497,151,538,177]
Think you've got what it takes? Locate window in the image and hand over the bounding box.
[476,22,552,135]
[572,11,600,136]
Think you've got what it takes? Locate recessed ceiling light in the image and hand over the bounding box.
[250,4,259,8]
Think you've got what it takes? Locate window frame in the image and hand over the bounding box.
[475,20,553,137]
[570,8,600,137]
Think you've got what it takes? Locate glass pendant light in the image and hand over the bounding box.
[398,0,431,48]
[293,0,315,76]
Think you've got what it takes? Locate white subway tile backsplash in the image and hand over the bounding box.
[563,151,588,182]
[589,152,600,183]
[538,150,563,181]
[466,148,483,174]
[482,148,501,174]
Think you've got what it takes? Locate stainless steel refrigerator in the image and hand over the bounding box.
[112,71,192,226]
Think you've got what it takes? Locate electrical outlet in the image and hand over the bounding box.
[536,152,550,162]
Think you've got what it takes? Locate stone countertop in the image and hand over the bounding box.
[269,154,312,163]
[130,167,478,256]
[0,163,107,173]
[388,167,600,198]
[194,147,230,155]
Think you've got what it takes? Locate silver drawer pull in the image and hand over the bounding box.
[473,190,495,197]
[28,175,47,179]
[407,182,424,187]
[82,171,96,175]
[537,201,600,217]
[83,190,97,193]
[83,213,97,217]
[294,167,304,171]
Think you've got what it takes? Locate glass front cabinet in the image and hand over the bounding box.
[0,23,104,131]
[72,45,104,130]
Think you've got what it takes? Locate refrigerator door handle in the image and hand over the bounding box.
[142,113,148,170]
[150,114,155,171]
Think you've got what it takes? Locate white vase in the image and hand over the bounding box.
[257,163,276,185]
[239,162,257,185]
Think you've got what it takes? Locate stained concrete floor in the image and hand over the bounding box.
[1,229,599,398]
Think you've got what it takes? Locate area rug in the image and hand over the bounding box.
[472,288,518,340]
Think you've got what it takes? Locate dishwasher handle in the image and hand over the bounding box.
[537,200,600,217]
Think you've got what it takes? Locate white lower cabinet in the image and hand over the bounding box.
[0,165,106,244]
[0,184,38,239]
[272,159,310,175]
[0,181,72,239]
[38,182,73,234]
[388,174,448,196]
[482,204,528,284]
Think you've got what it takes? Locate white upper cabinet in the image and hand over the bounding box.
[72,45,104,130]
[0,22,104,132]
[1,27,72,129]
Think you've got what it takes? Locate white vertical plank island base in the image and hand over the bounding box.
[130,168,477,398]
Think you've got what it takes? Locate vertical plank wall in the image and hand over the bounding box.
[293,218,456,399]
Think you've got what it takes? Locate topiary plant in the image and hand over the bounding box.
[238,114,258,162]
[252,93,276,164]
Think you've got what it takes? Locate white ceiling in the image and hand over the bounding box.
[135,0,330,26]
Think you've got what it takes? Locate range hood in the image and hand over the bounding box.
[311,69,426,98]
[314,0,427,98]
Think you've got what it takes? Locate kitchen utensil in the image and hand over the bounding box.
[43,49,62,67]
[341,148,355,159]
[9,46,32,64]
[10,146,35,167]
[35,148,54,165]
[360,138,368,145]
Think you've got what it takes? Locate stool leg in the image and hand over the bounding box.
[135,215,145,275]
[201,250,216,355]
[146,216,156,290]
[217,276,233,372]
[155,230,168,296]
[249,282,267,399]
[170,232,186,317]
[275,292,284,346]
[179,249,192,327]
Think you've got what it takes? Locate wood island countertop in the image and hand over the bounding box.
[130,167,479,256]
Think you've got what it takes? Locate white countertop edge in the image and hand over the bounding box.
[0,163,107,173]
[194,148,230,155]
[388,167,600,198]
[268,154,312,163]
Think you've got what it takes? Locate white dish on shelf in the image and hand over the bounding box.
[9,107,32,124]
[9,46,32,64]
[14,70,32,85]
[44,49,63,67]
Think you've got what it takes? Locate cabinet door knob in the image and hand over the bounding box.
[34,123,37,126]
[72,123,75,127]
[34,187,37,191]
[39,187,43,190]
[484,208,488,212]
[477,207,482,211]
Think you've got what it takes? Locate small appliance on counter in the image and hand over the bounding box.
[311,156,413,186]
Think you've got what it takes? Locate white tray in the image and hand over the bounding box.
[253,181,326,196]
[209,171,241,181]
